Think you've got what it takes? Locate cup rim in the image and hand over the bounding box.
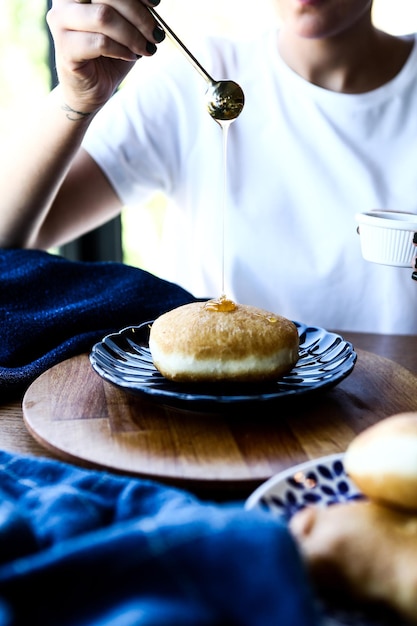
[355,211,417,230]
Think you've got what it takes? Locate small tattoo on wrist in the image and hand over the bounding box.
[61,103,93,121]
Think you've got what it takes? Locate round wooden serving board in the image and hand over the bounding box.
[22,350,417,497]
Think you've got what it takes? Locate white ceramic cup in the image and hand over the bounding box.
[355,210,417,267]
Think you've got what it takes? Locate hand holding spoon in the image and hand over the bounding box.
[148,7,245,121]
[76,0,244,120]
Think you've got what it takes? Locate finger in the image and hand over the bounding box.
[83,0,165,48]
[59,28,141,64]
[56,0,165,59]
[75,0,164,6]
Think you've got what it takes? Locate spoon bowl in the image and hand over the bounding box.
[206,80,245,121]
[148,8,245,122]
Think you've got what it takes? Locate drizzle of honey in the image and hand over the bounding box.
[209,118,278,323]
[208,92,243,309]
[217,118,233,297]
[204,293,236,312]
[204,295,278,323]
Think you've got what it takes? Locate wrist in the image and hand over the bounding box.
[61,102,94,121]
[52,85,100,123]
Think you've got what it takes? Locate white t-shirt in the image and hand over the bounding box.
[83,30,417,334]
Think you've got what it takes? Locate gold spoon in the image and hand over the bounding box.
[148,7,245,121]
[77,0,244,120]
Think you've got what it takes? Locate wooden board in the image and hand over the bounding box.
[22,350,417,497]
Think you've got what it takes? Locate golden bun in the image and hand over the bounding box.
[289,414,417,621]
[344,412,417,511]
[149,300,299,383]
[290,500,417,623]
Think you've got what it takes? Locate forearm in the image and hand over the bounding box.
[0,0,165,249]
[0,87,95,249]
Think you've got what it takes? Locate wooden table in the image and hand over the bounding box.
[1,331,417,626]
[1,331,417,500]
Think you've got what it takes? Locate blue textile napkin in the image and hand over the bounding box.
[0,450,319,626]
[0,248,198,399]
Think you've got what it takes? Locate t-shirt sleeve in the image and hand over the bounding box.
[82,49,204,207]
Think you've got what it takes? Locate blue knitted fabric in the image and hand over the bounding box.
[0,248,197,399]
[0,451,319,626]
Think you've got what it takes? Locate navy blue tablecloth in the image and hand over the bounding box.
[0,248,197,400]
[0,450,319,626]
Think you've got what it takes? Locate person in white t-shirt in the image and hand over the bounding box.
[1,0,416,334]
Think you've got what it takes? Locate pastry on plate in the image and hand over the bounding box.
[149,298,299,383]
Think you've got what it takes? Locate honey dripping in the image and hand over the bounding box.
[204,294,278,324]
[204,294,236,312]
[208,117,234,300]
[206,84,244,309]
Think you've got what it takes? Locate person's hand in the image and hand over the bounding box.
[47,0,165,116]
[412,232,417,281]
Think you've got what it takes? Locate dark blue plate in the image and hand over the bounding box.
[89,320,357,413]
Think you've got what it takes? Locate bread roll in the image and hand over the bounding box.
[344,412,417,511]
[289,414,417,621]
[149,299,299,383]
[290,500,417,623]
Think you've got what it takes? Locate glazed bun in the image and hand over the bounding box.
[149,300,299,383]
[344,412,417,511]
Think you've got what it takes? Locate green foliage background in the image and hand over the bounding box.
[0,1,49,127]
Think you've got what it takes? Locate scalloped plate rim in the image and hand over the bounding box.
[89,321,357,409]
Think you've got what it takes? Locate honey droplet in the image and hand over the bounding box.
[253,312,278,323]
[265,315,278,324]
[204,294,237,312]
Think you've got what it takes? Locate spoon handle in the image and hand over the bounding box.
[148,7,214,85]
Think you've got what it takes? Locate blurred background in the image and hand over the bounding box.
[1,0,417,268]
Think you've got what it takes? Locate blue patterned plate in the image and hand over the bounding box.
[245,453,363,521]
[246,457,412,625]
[89,321,357,413]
